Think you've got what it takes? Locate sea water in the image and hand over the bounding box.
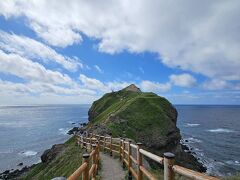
[176,105,240,176]
[0,105,239,176]
[0,105,89,172]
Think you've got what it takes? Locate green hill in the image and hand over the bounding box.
[88,85,179,147]
[87,84,205,172]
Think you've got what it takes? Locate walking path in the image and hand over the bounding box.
[100,152,126,180]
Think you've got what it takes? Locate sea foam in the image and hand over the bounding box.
[207,128,235,133]
[184,137,202,143]
[186,123,200,127]
[58,128,71,135]
[19,150,37,157]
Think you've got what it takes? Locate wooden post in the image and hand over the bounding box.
[164,152,175,180]
[82,153,90,180]
[92,144,97,179]
[110,134,113,156]
[103,135,106,152]
[77,136,80,147]
[96,141,100,174]
[89,134,92,151]
[83,136,86,150]
[122,139,125,168]
[137,142,143,180]
[128,140,132,180]
[119,138,122,160]
[80,136,83,149]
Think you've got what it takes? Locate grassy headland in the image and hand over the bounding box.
[22,136,82,180]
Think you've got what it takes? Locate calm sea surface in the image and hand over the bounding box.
[0,105,239,176]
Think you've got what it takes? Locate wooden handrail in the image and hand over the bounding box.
[67,137,100,180]
[67,133,219,180]
[130,143,138,149]
[130,166,138,179]
[172,165,219,180]
[140,166,157,180]
[67,162,87,180]
[130,155,137,165]
[140,149,164,165]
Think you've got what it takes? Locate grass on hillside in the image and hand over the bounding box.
[22,136,84,180]
[224,173,240,180]
[89,90,175,140]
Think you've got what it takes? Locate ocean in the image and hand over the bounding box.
[176,105,240,176]
[0,105,239,177]
[0,105,89,172]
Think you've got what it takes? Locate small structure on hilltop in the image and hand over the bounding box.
[123,84,141,92]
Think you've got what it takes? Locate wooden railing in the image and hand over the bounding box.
[67,137,100,180]
[69,133,220,180]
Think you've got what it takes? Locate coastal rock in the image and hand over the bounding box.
[67,127,79,135]
[80,122,87,126]
[86,84,206,172]
[67,126,85,135]
[17,162,23,166]
[0,166,31,180]
[41,144,64,163]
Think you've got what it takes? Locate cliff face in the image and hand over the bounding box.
[87,84,206,172]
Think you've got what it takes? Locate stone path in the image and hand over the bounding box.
[100,152,126,180]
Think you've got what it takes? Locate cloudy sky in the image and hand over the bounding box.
[0,0,239,105]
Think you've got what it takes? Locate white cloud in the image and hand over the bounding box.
[79,74,172,93]
[139,80,171,93]
[106,81,132,91]
[0,79,95,96]
[79,74,106,91]
[94,65,104,74]
[0,50,73,85]
[30,22,82,48]
[79,74,131,92]
[170,73,197,88]
[165,91,240,105]
[0,78,97,105]
[201,79,240,91]
[0,30,82,71]
[0,1,239,80]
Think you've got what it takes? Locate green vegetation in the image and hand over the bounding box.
[89,89,177,141]
[224,173,240,180]
[22,136,83,180]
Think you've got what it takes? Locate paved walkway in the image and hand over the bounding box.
[100,152,126,180]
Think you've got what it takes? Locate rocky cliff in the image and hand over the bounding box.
[86,84,206,172]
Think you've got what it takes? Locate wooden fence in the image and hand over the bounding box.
[69,133,219,180]
[67,138,100,180]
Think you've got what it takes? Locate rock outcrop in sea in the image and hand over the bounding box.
[85,84,206,172]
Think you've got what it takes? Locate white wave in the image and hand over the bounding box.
[184,137,202,143]
[19,150,37,156]
[186,123,200,127]
[194,148,203,152]
[207,128,235,133]
[58,128,71,135]
[226,160,240,166]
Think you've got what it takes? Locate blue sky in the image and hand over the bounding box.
[0,1,239,105]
